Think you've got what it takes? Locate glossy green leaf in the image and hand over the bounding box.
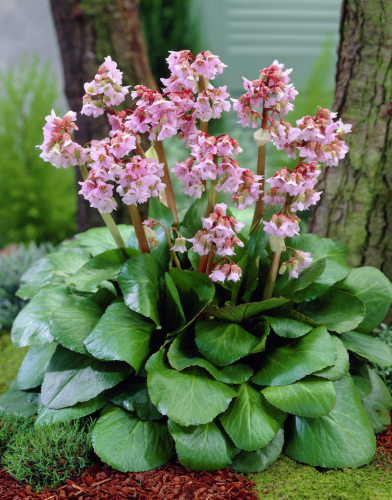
[92,405,175,472]
[0,382,40,416]
[206,298,289,324]
[262,376,336,418]
[79,225,135,256]
[230,428,284,473]
[274,259,327,299]
[168,330,253,384]
[220,383,286,451]
[297,289,366,333]
[17,342,57,390]
[65,248,138,292]
[11,286,70,348]
[35,394,107,425]
[17,250,90,299]
[263,316,313,338]
[352,372,372,399]
[340,330,392,366]
[314,336,349,381]
[169,269,215,326]
[164,273,186,334]
[168,419,236,472]
[145,350,237,426]
[252,326,337,386]
[85,298,156,372]
[337,267,392,334]
[41,345,131,409]
[179,194,208,239]
[242,226,269,302]
[285,375,376,468]
[361,367,392,433]
[148,198,174,278]
[118,253,160,326]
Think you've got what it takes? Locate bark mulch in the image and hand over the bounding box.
[376,411,392,457]
[0,462,259,500]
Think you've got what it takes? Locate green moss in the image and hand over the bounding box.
[0,332,28,396]
[251,453,392,500]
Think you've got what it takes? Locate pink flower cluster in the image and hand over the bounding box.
[210,262,242,283]
[81,56,130,117]
[232,60,298,128]
[188,203,245,257]
[280,249,313,280]
[263,213,300,239]
[38,110,89,169]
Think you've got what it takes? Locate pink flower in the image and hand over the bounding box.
[209,263,242,283]
[171,237,187,253]
[78,170,117,213]
[263,213,300,239]
[279,250,313,279]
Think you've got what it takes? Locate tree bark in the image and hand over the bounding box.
[309,0,392,315]
[50,0,156,232]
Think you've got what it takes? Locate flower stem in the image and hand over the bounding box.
[206,251,216,276]
[197,77,208,134]
[154,140,179,226]
[263,251,281,300]
[251,108,269,232]
[78,165,126,248]
[198,177,218,273]
[162,226,181,269]
[128,204,150,254]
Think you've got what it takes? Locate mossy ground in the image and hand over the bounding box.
[0,330,28,395]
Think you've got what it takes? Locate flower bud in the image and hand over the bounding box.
[269,235,286,253]
[253,128,269,147]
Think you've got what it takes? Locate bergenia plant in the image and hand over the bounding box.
[3,51,392,475]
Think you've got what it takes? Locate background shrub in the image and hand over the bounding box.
[371,323,392,392]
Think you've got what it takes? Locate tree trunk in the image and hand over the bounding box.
[50,0,156,232]
[309,0,392,319]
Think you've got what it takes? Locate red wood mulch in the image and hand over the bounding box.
[376,411,392,456]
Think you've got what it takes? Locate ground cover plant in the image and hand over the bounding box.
[2,50,392,476]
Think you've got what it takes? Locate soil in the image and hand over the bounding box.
[376,412,392,456]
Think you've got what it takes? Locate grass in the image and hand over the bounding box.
[0,331,28,395]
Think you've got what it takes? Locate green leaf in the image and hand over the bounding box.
[252,326,337,386]
[65,248,139,292]
[340,330,392,366]
[164,273,186,334]
[168,329,253,384]
[35,394,107,425]
[263,316,313,338]
[361,367,392,433]
[242,226,269,302]
[296,289,366,333]
[274,259,327,299]
[337,267,392,334]
[84,298,156,372]
[206,298,289,324]
[169,269,215,326]
[17,342,58,390]
[79,225,135,256]
[230,428,284,473]
[168,419,236,471]
[148,198,174,279]
[195,320,259,366]
[262,376,336,418]
[50,295,105,355]
[92,405,175,472]
[118,253,160,326]
[285,375,376,468]
[220,383,286,451]
[0,383,40,416]
[352,372,372,399]
[11,286,70,348]
[146,349,237,426]
[41,345,131,409]
[108,378,161,421]
[17,250,90,299]
[314,336,349,381]
[179,194,208,239]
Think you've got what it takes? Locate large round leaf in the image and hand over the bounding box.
[17,250,90,300]
[337,267,392,334]
[168,419,236,472]
[41,345,131,409]
[92,405,175,472]
[219,383,286,451]
[66,248,138,292]
[118,253,160,326]
[296,289,366,333]
[252,326,337,386]
[195,320,259,366]
[340,330,392,366]
[314,336,349,382]
[85,298,156,372]
[285,375,376,468]
[145,350,237,426]
[262,376,336,418]
[206,298,289,324]
[262,316,313,338]
[179,194,208,239]
[168,330,253,384]
[148,198,174,279]
[164,273,186,334]
[35,394,107,425]
[362,367,392,433]
[11,285,70,347]
[0,381,40,417]
[274,259,327,299]
[108,378,161,421]
[79,225,135,256]
[230,428,284,473]
[17,342,57,390]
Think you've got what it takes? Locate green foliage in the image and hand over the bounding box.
[0,410,33,456]
[2,419,94,491]
[0,333,28,395]
[371,323,392,391]
[0,58,76,247]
